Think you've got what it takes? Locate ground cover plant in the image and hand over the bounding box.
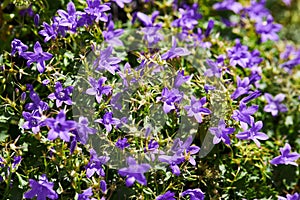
[0,0,299,199]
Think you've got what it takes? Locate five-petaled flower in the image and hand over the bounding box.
[209,119,235,145]
[156,87,183,114]
[184,96,211,123]
[45,110,77,142]
[270,143,300,166]
[116,137,130,150]
[23,174,58,200]
[85,149,110,178]
[161,37,190,60]
[86,77,112,104]
[118,157,151,187]
[22,41,53,73]
[181,188,205,200]
[263,93,288,116]
[48,82,74,107]
[95,112,120,132]
[236,118,269,147]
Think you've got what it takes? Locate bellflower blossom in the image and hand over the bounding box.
[161,37,190,60]
[39,21,59,42]
[255,15,282,42]
[231,76,251,100]
[25,89,49,112]
[280,50,300,73]
[174,70,191,88]
[232,102,258,124]
[115,138,130,150]
[78,0,110,25]
[280,45,294,60]
[95,112,120,132]
[213,0,243,14]
[136,11,160,27]
[12,156,22,169]
[74,116,97,144]
[85,149,110,178]
[246,0,269,22]
[23,174,58,200]
[184,96,211,123]
[45,110,77,142]
[204,59,222,78]
[209,119,235,145]
[263,93,288,116]
[22,41,53,73]
[156,191,176,200]
[86,77,112,103]
[111,0,132,8]
[11,39,28,56]
[22,110,45,134]
[94,46,121,75]
[278,192,299,200]
[171,3,202,30]
[236,118,269,147]
[48,82,73,107]
[57,1,82,32]
[100,180,107,194]
[78,187,96,200]
[156,87,183,114]
[227,39,251,68]
[270,143,300,166]
[118,157,151,187]
[181,188,205,200]
[103,15,124,46]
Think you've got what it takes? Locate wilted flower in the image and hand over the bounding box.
[270,143,300,166]
[118,157,151,187]
[11,39,28,56]
[23,174,58,200]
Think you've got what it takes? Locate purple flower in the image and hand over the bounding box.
[85,149,110,178]
[280,45,294,60]
[236,118,269,147]
[227,39,251,68]
[79,0,110,25]
[184,96,211,123]
[156,191,175,200]
[12,156,22,169]
[282,0,292,6]
[136,11,160,27]
[23,174,58,200]
[171,3,202,30]
[209,119,235,145]
[156,87,183,114]
[34,14,40,26]
[204,84,216,93]
[95,112,120,132]
[57,1,81,32]
[264,93,288,116]
[22,110,45,134]
[255,15,282,42]
[158,153,185,176]
[22,41,53,73]
[231,76,250,100]
[241,90,261,103]
[270,143,300,166]
[248,50,263,70]
[246,0,269,21]
[111,0,132,8]
[213,0,243,14]
[20,5,34,17]
[278,192,299,200]
[232,102,258,124]
[11,39,28,56]
[100,180,107,194]
[161,37,190,60]
[118,157,151,187]
[174,70,191,88]
[103,17,124,46]
[115,138,130,150]
[45,110,77,142]
[48,82,73,107]
[205,19,214,37]
[181,188,205,200]
[78,187,95,200]
[86,77,112,103]
[39,21,59,42]
[74,117,97,144]
[94,46,121,75]
[141,26,163,47]
[204,59,222,78]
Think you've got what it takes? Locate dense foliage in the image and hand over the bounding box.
[0,0,299,199]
